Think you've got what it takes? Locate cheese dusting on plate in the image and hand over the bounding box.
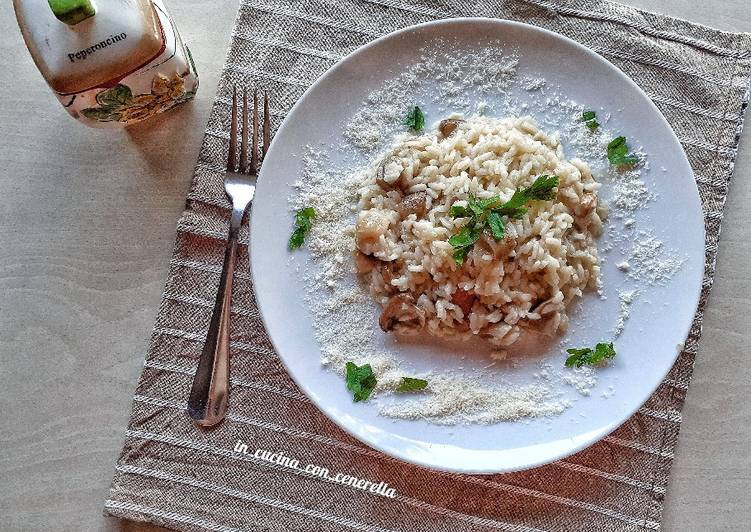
[289,41,684,424]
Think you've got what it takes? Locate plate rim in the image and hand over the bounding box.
[249,16,705,474]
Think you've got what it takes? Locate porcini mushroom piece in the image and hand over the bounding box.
[537,298,561,316]
[438,118,464,137]
[530,296,562,316]
[355,209,392,252]
[375,157,403,190]
[376,260,401,286]
[353,251,377,274]
[525,296,565,335]
[379,294,426,333]
[375,165,391,190]
[398,191,428,218]
[574,193,597,217]
[451,288,476,315]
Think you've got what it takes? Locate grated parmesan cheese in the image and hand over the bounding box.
[614,289,639,337]
[626,234,685,285]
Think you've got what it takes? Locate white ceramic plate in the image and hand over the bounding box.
[250,18,704,473]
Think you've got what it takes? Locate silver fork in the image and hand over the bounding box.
[187,87,270,427]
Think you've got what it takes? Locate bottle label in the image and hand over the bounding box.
[67,33,129,64]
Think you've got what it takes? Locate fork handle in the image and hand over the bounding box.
[187,206,244,427]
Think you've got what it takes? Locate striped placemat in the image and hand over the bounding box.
[105,1,751,530]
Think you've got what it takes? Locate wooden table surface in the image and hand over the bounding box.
[1,1,749,530]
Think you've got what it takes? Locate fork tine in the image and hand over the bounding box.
[262,91,271,162]
[227,86,238,172]
[249,89,259,175]
[239,88,249,172]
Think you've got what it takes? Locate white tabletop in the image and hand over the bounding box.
[0,1,748,530]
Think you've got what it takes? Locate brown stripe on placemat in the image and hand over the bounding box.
[106,0,751,531]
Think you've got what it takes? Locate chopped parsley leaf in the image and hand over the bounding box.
[582,110,599,131]
[404,106,425,132]
[345,362,377,402]
[452,246,471,266]
[396,377,428,392]
[449,204,469,217]
[448,225,482,248]
[521,174,559,201]
[477,196,503,211]
[607,136,638,167]
[565,342,616,368]
[467,194,485,216]
[288,207,316,250]
[487,211,505,240]
[448,224,482,266]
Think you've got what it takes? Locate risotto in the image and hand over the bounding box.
[354,115,606,346]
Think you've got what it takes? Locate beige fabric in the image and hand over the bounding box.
[105,1,751,530]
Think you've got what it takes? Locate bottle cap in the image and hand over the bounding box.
[48,0,95,25]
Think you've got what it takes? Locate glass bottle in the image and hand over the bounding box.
[13,0,199,128]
